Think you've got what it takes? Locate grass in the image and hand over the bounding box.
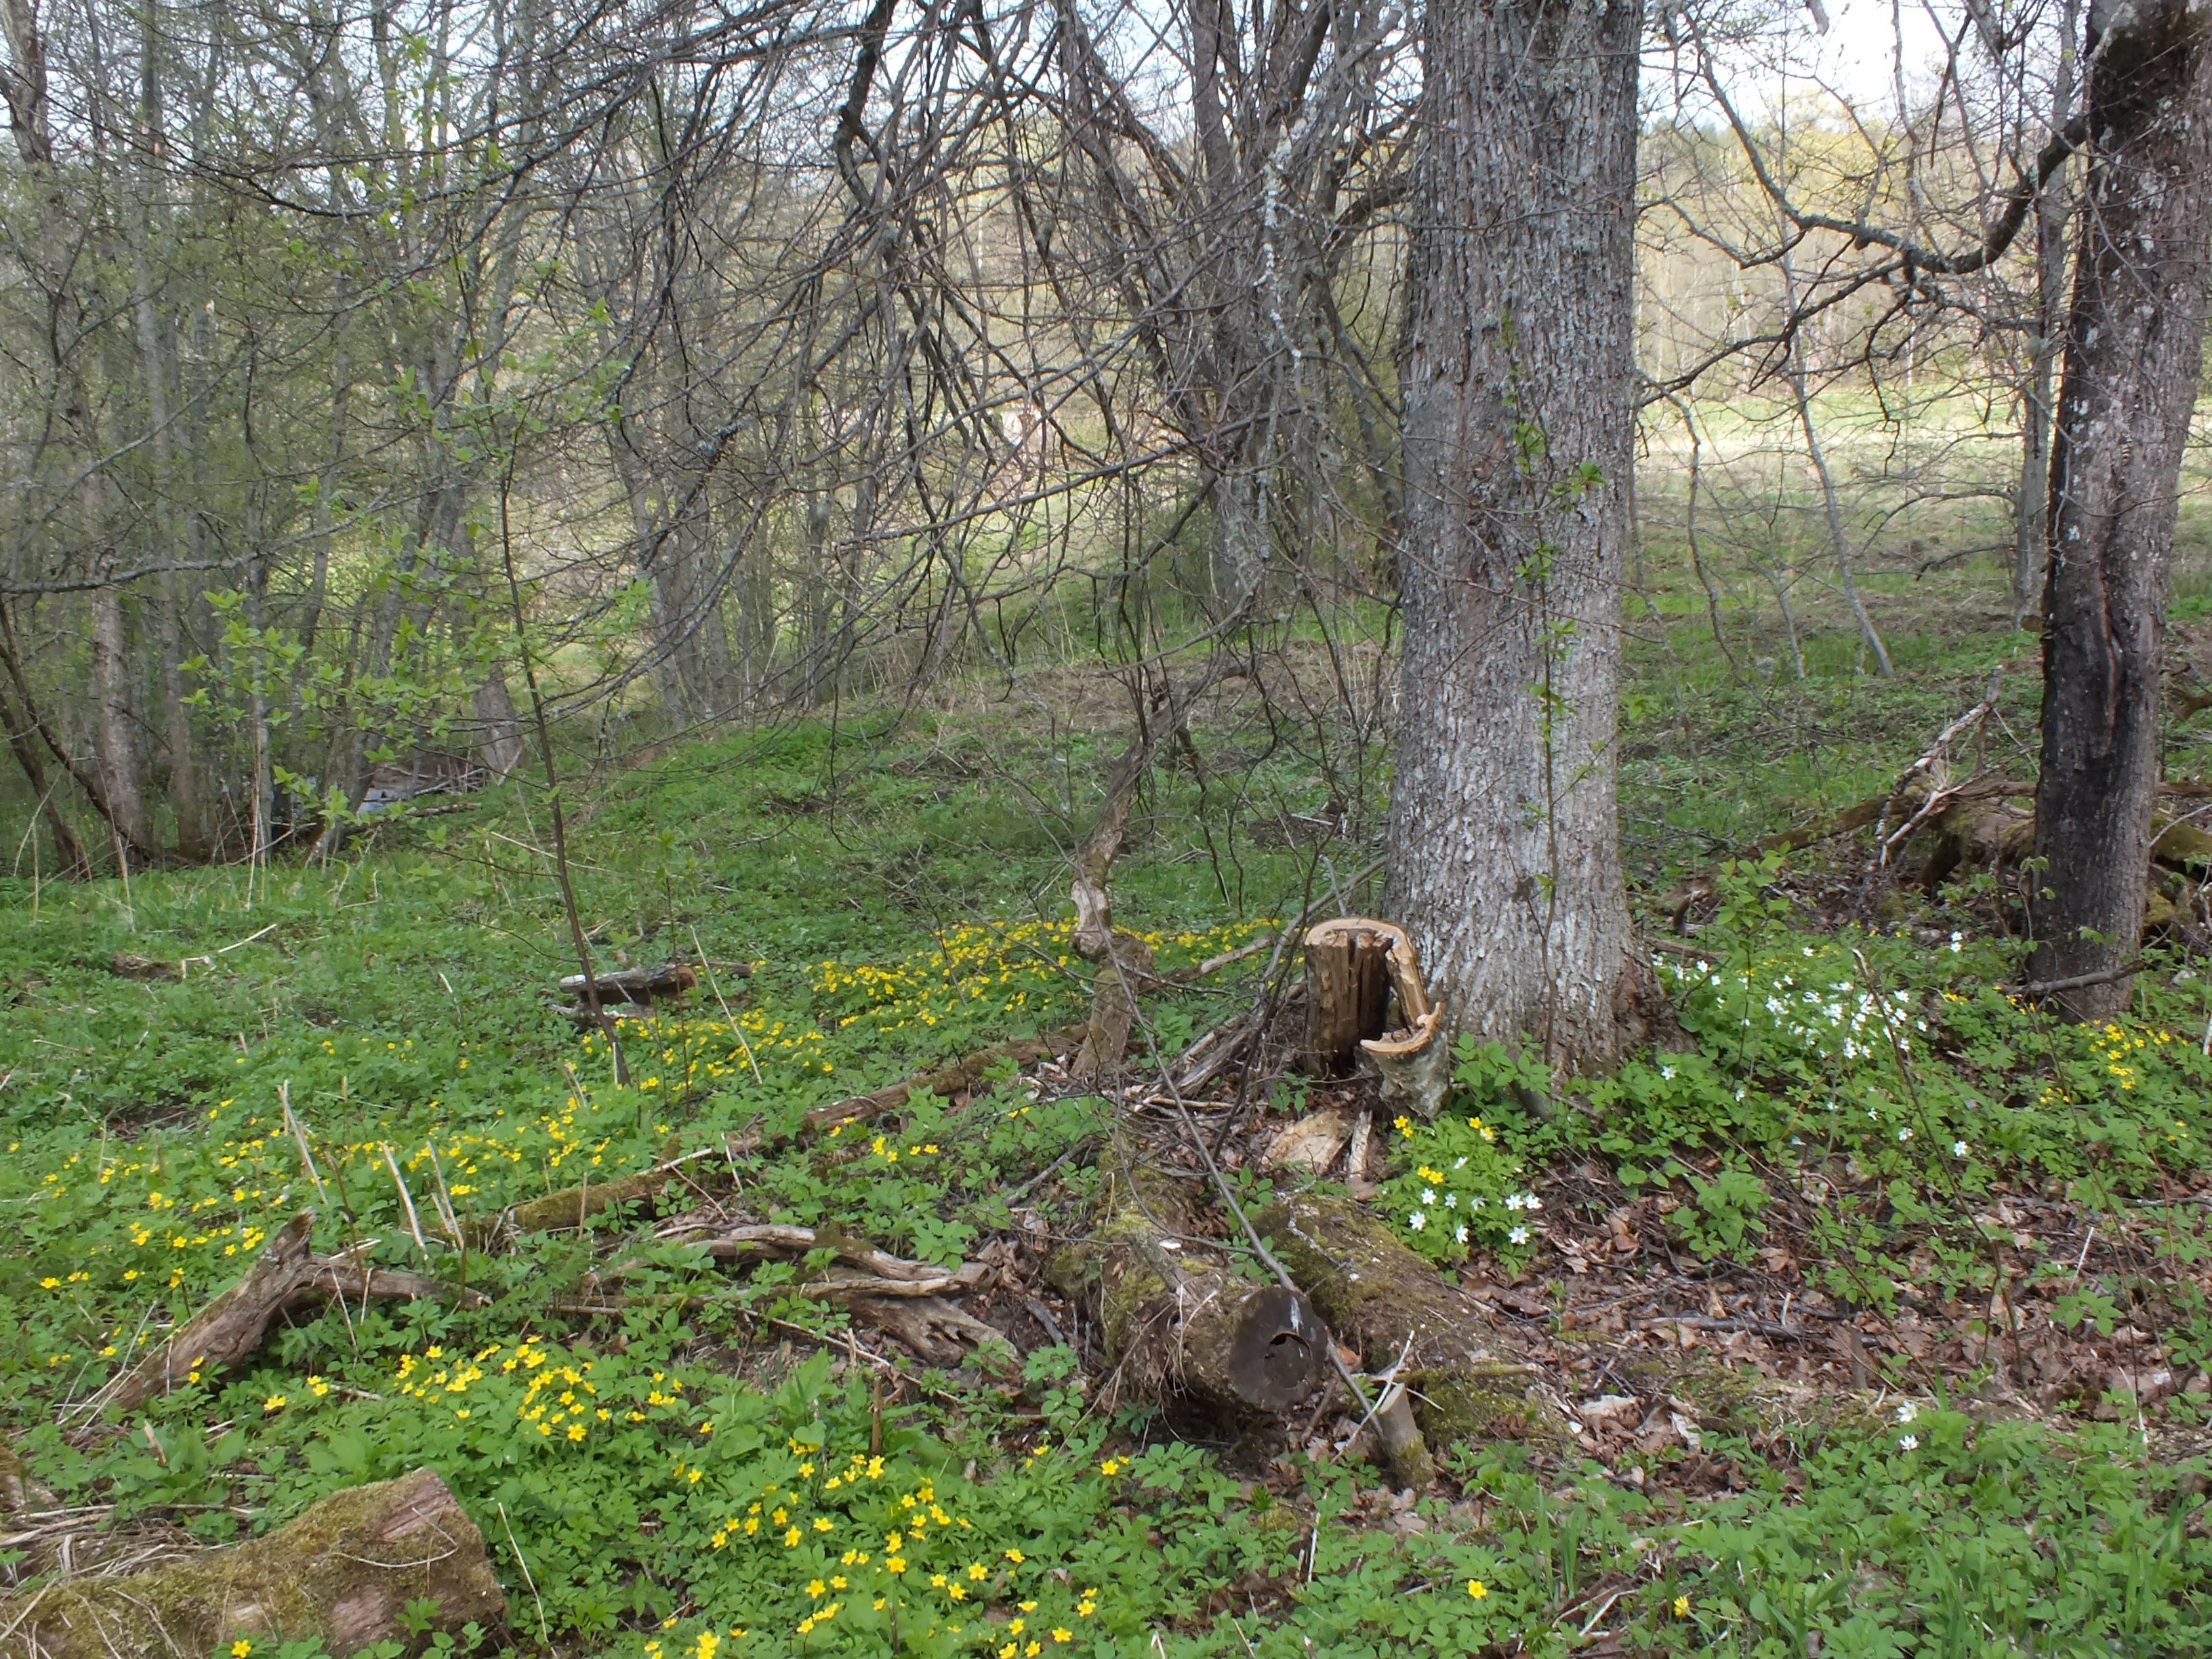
[7,558,2212,1656]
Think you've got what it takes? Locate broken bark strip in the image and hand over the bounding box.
[83,1214,470,1417]
[1073,1153,1325,1419]
[0,1469,505,1659]
[1255,1192,1551,1452]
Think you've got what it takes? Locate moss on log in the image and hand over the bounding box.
[1254,1191,1557,1449]
[0,1469,504,1658]
[1087,1156,1325,1419]
[506,1135,684,1233]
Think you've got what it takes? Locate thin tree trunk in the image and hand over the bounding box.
[2013,0,2079,626]
[1780,253,1891,677]
[0,596,142,859]
[1386,0,1645,1065]
[91,586,148,853]
[472,667,524,779]
[2030,0,2212,1015]
[0,678,89,877]
[134,239,207,861]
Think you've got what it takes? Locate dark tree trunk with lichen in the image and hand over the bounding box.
[1385,0,1644,1065]
[2030,0,2212,1016]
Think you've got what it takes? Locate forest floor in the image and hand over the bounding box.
[7,606,2212,1656]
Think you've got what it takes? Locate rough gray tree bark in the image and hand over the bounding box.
[1385,0,1645,1065]
[2030,0,2212,1015]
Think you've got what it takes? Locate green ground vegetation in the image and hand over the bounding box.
[8,599,2212,1656]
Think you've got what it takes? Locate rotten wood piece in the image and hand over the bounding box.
[0,1469,504,1658]
[550,960,703,1023]
[84,1214,469,1416]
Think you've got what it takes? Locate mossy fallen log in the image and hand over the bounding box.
[504,1135,684,1233]
[0,1468,504,1659]
[1255,1192,1555,1452]
[1077,1154,1326,1421]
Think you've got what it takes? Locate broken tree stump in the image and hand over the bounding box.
[1300,918,1451,1117]
[0,1469,504,1658]
[1302,919,1394,1076]
[84,1214,466,1416]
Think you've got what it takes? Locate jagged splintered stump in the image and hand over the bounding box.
[1300,918,1450,1118]
[0,1469,505,1659]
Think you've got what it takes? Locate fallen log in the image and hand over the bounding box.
[556,961,698,1003]
[0,1468,504,1659]
[83,1214,469,1416]
[1070,1153,1326,1421]
[550,960,703,1025]
[1300,919,1394,1076]
[802,1024,1089,1141]
[504,1135,685,1234]
[1256,1192,1553,1453]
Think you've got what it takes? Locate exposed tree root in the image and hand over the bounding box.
[80,1215,472,1418]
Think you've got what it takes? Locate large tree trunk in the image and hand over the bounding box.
[1385,0,1642,1065]
[2030,0,2212,1016]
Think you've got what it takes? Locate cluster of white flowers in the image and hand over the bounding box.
[1652,956,1935,1065]
[1406,1189,1540,1250]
